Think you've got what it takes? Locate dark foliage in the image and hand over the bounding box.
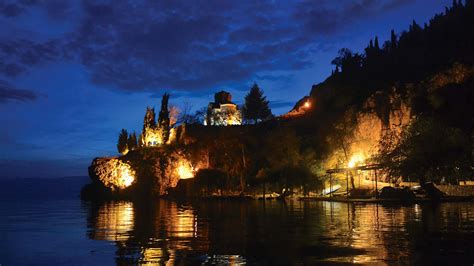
[378,117,471,184]
[194,168,227,195]
[158,93,171,143]
[117,129,128,154]
[242,83,272,124]
[313,1,474,114]
[127,131,138,151]
[300,1,474,185]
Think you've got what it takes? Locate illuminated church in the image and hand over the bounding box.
[204,91,242,126]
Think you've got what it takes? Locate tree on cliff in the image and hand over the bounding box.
[331,48,363,75]
[242,83,272,124]
[169,104,179,127]
[158,93,171,143]
[143,107,156,130]
[127,131,138,151]
[117,129,129,155]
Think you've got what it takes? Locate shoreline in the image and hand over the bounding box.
[298,196,474,204]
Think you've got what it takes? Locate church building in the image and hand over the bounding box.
[204,91,242,126]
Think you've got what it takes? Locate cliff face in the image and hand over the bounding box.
[351,91,412,161]
[85,146,208,198]
[320,88,412,171]
[317,64,473,188]
[88,157,136,191]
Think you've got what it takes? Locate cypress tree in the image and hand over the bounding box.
[411,20,421,32]
[158,93,171,143]
[117,129,129,155]
[132,132,138,149]
[143,107,156,130]
[127,131,138,151]
[390,30,397,50]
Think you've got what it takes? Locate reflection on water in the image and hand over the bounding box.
[87,200,210,264]
[91,201,134,241]
[85,200,474,265]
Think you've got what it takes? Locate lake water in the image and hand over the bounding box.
[0,178,473,265]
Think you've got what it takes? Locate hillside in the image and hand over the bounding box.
[84,1,473,199]
[287,1,474,187]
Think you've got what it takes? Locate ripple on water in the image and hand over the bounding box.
[1,199,473,264]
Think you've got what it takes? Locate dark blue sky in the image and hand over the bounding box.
[0,0,450,178]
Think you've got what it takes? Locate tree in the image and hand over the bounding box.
[127,131,138,151]
[262,128,302,194]
[192,107,208,124]
[117,129,129,155]
[390,29,397,51]
[176,102,192,125]
[194,169,226,196]
[374,36,380,50]
[378,117,470,186]
[143,107,156,131]
[158,93,171,143]
[242,83,272,124]
[169,105,179,128]
[331,48,363,74]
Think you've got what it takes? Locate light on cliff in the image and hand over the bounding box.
[348,153,365,168]
[113,161,135,189]
[118,166,135,187]
[177,160,195,179]
[144,134,162,146]
[304,101,311,108]
[95,158,136,190]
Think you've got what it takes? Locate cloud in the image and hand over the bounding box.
[382,0,412,11]
[0,2,26,17]
[269,100,296,109]
[0,79,38,103]
[295,0,411,37]
[255,74,294,82]
[0,38,63,77]
[0,0,414,92]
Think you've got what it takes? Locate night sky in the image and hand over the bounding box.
[0,0,450,178]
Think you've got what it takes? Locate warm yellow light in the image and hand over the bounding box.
[177,160,195,179]
[142,128,164,146]
[121,147,129,155]
[304,101,310,108]
[94,158,136,190]
[93,201,134,241]
[145,135,162,146]
[348,153,364,168]
[118,166,135,187]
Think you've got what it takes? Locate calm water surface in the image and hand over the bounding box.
[0,179,473,265]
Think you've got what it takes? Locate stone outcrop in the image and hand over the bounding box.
[83,146,208,199]
[88,157,136,191]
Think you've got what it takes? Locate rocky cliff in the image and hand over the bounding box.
[82,145,208,199]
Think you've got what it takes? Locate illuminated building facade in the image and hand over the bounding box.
[204,91,242,126]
